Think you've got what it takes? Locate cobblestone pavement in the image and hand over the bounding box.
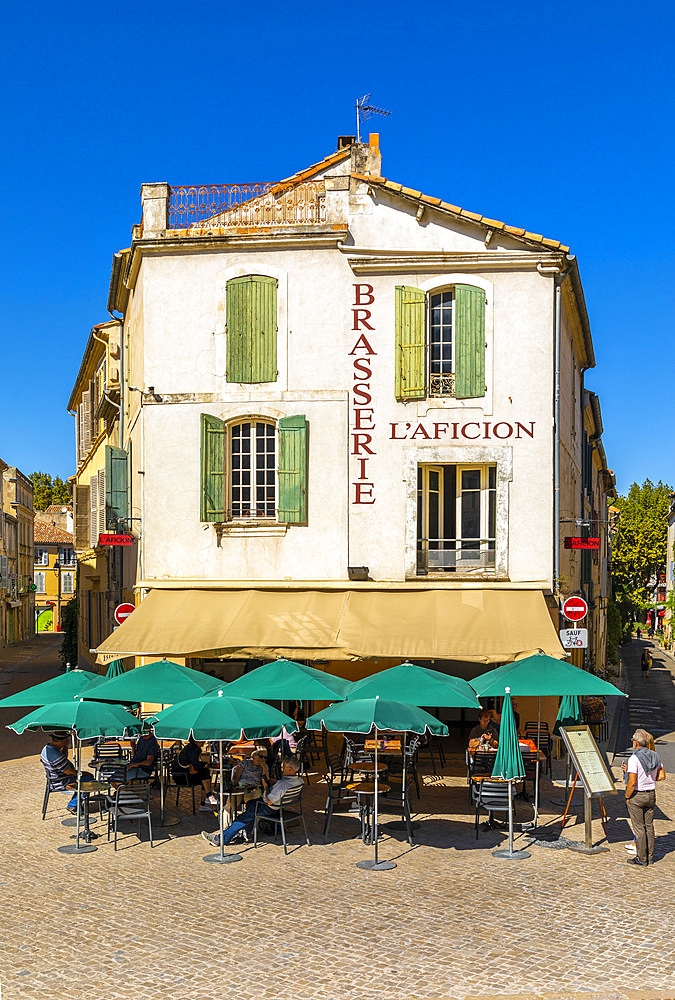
[0,637,673,1000]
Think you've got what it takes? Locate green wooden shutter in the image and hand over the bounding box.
[105,445,128,531]
[200,414,225,522]
[454,284,486,398]
[395,285,426,400]
[226,275,277,383]
[278,415,307,524]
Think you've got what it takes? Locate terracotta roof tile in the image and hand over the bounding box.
[34,521,74,545]
[44,504,72,514]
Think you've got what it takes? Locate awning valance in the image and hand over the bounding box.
[95,586,565,665]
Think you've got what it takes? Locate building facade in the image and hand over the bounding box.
[33,518,76,632]
[68,319,129,667]
[94,138,614,723]
[1,465,35,644]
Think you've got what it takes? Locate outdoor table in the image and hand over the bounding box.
[347,781,392,845]
[79,780,110,844]
[347,760,388,776]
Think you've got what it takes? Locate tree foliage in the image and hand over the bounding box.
[30,471,71,511]
[611,479,672,617]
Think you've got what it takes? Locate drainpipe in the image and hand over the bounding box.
[539,261,570,600]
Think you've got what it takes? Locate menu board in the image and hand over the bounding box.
[559,725,617,797]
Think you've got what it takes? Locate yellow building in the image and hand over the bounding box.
[2,465,34,644]
[33,519,75,632]
[68,319,132,668]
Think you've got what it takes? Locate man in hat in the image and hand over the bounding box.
[40,732,93,813]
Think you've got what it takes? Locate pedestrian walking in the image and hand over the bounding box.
[624,729,666,866]
[636,627,642,640]
[641,648,651,677]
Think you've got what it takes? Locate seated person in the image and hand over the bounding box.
[468,710,499,750]
[172,735,218,811]
[202,757,303,847]
[125,723,160,781]
[271,725,299,756]
[232,748,270,799]
[41,731,93,813]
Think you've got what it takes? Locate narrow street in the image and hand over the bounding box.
[623,638,675,779]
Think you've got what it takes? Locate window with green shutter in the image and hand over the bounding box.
[105,445,128,531]
[454,284,486,399]
[278,415,308,525]
[200,414,225,522]
[226,275,278,384]
[394,283,486,400]
[395,286,426,400]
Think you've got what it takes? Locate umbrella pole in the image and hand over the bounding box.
[203,737,241,865]
[534,696,541,828]
[58,731,96,854]
[357,720,396,872]
[373,727,379,864]
[492,778,531,860]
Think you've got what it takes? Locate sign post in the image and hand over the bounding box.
[559,628,588,649]
[559,725,616,854]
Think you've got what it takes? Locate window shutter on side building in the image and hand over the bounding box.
[278,415,307,524]
[454,284,486,399]
[395,286,426,400]
[226,275,277,384]
[74,484,89,550]
[200,414,225,522]
[105,445,128,531]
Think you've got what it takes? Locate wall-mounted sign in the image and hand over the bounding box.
[562,595,588,621]
[560,628,588,649]
[99,534,133,546]
[564,537,600,550]
[389,420,536,441]
[114,602,135,625]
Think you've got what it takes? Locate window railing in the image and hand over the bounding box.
[417,538,496,574]
[429,373,455,396]
[168,181,326,230]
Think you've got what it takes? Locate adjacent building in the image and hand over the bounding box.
[1,464,34,644]
[33,518,76,632]
[68,319,128,667]
[88,137,614,725]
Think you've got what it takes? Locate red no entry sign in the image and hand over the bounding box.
[114,602,135,626]
[562,596,588,622]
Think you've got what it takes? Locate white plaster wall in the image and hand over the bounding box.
[133,196,561,587]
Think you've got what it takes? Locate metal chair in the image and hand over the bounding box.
[294,734,312,785]
[41,772,68,820]
[106,781,154,850]
[472,779,511,837]
[321,747,351,843]
[524,722,553,775]
[253,785,310,855]
[170,751,197,815]
[466,749,496,802]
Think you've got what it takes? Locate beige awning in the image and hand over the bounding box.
[95,585,564,665]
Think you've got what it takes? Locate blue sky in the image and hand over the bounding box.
[1,0,672,496]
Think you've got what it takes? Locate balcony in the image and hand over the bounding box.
[417,538,496,576]
[168,180,326,232]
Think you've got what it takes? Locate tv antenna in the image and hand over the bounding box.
[355,93,391,143]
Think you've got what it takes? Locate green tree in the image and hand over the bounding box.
[30,472,70,511]
[611,479,672,621]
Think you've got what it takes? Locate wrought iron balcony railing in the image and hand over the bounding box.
[417,538,496,574]
[168,180,326,231]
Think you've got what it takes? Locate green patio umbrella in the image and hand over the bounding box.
[554,694,583,730]
[105,659,126,679]
[81,659,221,825]
[348,662,479,830]
[471,653,625,827]
[153,690,298,866]
[306,696,448,871]
[489,689,529,861]
[0,668,104,709]
[8,698,141,855]
[225,659,352,701]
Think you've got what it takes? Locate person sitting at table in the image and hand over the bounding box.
[172,735,218,811]
[40,731,93,814]
[232,748,270,798]
[202,757,303,847]
[468,710,499,750]
[125,722,160,781]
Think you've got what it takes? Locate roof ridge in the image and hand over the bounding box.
[351,173,569,252]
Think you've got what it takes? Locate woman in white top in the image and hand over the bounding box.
[625,728,666,866]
